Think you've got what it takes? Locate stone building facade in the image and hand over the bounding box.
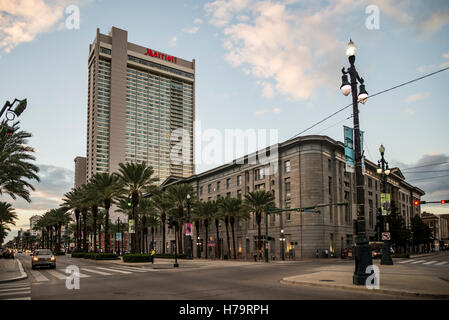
[153,135,424,259]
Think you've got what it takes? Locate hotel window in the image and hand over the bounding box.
[328,177,332,197]
[328,159,332,171]
[199,186,203,196]
[284,178,291,199]
[368,178,372,189]
[237,190,242,200]
[237,175,242,186]
[255,183,265,190]
[217,181,220,192]
[226,178,230,189]
[369,199,374,228]
[285,201,291,221]
[285,160,291,173]
[208,184,211,194]
[255,167,264,180]
[226,192,231,198]
[245,171,249,182]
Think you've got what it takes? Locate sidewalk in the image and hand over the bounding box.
[0,258,28,283]
[281,262,449,299]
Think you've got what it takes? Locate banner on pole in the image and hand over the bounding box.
[185,223,193,236]
[381,193,391,216]
[116,232,122,241]
[344,126,355,173]
[128,219,135,233]
[361,130,366,174]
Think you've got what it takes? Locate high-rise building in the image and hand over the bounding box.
[74,156,87,188]
[86,27,195,182]
[30,215,41,237]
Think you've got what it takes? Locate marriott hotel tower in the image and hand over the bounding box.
[86,27,195,181]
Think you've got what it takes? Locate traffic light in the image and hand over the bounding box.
[414,200,419,206]
[127,198,132,207]
[6,125,14,136]
[442,200,449,204]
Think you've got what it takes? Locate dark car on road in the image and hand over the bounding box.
[2,249,15,259]
[31,249,56,269]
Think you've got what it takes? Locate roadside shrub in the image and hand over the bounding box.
[123,254,151,263]
[71,251,87,258]
[392,253,410,259]
[91,253,119,260]
[154,253,187,259]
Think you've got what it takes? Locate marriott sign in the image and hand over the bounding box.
[144,48,178,64]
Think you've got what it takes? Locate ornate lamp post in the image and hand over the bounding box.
[186,194,193,259]
[280,229,285,261]
[377,144,393,265]
[116,217,121,255]
[340,39,373,285]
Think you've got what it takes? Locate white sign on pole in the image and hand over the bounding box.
[382,232,391,241]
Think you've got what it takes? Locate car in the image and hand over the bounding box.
[2,249,15,259]
[17,250,22,253]
[31,249,56,269]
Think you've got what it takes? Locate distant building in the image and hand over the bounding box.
[30,215,41,237]
[422,212,449,251]
[74,156,87,188]
[158,135,425,259]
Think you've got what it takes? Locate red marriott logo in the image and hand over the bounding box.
[144,48,177,64]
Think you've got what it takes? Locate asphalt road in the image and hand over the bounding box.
[11,253,423,300]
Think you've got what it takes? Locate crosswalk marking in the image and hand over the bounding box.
[0,287,30,293]
[46,270,68,280]
[423,261,437,265]
[30,270,49,282]
[110,265,156,272]
[399,259,413,264]
[411,260,425,264]
[81,268,112,276]
[0,290,31,296]
[435,261,448,266]
[95,267,132,274]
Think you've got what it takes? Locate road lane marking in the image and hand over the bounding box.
[0,283,30,289]
[0,287,31,293]
[81,268,112,276]
[435,261,448,266]
[410,260,426,264]
[30,270,49,282]
[423,261,437,265]
[95,267,132,274]
[56,269,91,278]
[0,290,31,296]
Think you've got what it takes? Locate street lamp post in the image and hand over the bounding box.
[280,229,285,261]
[116,217,121,255]
[186,194,193,259]
[377,145,393,265]
[340,39,373,285]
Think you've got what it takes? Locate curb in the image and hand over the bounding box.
[0,259,28,284]
[280,278,449,299]
[409,252,440,259]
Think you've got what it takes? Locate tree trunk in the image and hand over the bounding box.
[92,205,98,253]
[75,210,80,251]
[151,226,155,251]
[204,220,209,259]
[225,217,231,259]
[162,214,166,254]
[195,220,200,259]
[98,224,102,253]
[104,200,110,253]
[256,212,262,250]
[132,192,139,254]
[82,211,88,252]
[231,218,237,259]
[178,205,184,254]
[215,219,221,259]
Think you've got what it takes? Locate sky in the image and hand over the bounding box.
[1,0,449,242]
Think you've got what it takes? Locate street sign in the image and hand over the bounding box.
[207,241,216,247]
[116,232,122,241]
[129,219,135,234]
[185,223,192,236]
[382,232,391,240]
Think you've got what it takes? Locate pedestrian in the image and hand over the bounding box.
[316,249,319,258]
[150,248,156,264]
[253,250,257,262]
[324,249,329,258]
[258,249,263,261]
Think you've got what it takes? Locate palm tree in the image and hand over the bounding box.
[0,122,40,202]
[52,208,71,254]
[166,183,194,254]
[62,187,85,251]
[218,199,232,259]
[89,172,122,253]
[195,201,215,259]
[152,193,173,254]
[243,191,275,251]
[115,162,159,253]
[84,181,104,253]
[219,197,247,259]
[0,202,18,234]
[139,197,157,253]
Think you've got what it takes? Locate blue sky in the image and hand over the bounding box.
[1,0,449,241]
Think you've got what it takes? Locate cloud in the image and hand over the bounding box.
[254,108,269,116]
[205,0,449,101]
[0,0,84,54]
[404,92,429,103]
[420,8,449,34]
[182,26,200,34]
[169,36,177,47]
[444,52,449,59]
[416,64,437,73]
[405,108,415,115]
[391,154,449,205]
[257,81,274,98]
[193,18,203,25]
[273,107,281,114]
